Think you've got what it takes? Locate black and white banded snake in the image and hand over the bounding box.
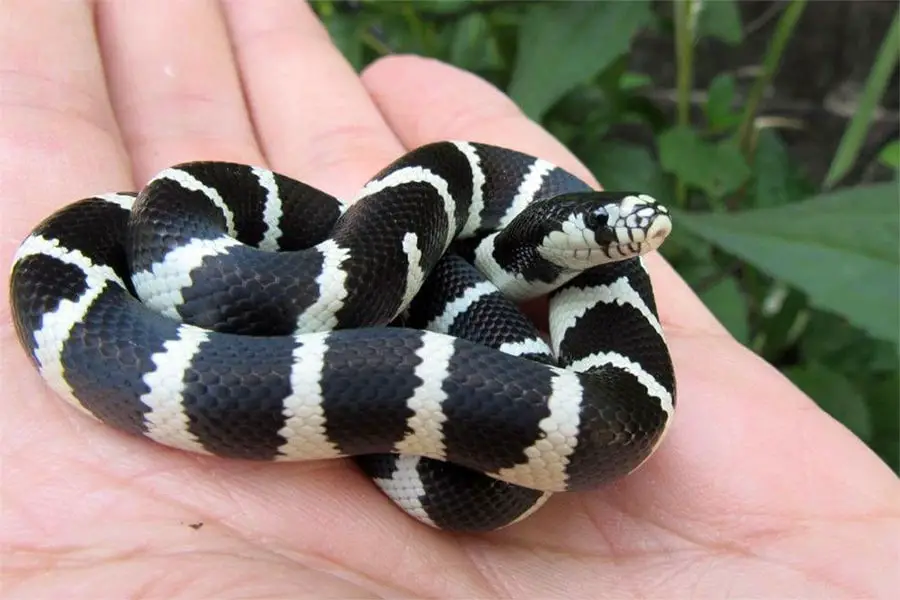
[9,140,676,531]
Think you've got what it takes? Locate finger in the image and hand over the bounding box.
[96,0,263,183]
[0,0,129,265]
[361,55,727,336]
[222,0,400,196]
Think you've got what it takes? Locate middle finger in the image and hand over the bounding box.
[222,0,401,197]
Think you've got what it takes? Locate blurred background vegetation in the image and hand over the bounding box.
[311,0,900,472]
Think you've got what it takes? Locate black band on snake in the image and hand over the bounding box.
[9,141,676,531]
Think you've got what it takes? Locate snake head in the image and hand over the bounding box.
[590,192,671,249]
[529,191,672,269]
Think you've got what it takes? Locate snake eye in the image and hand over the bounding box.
[586,206,609,229]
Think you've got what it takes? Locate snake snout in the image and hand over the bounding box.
[646,213,672,246]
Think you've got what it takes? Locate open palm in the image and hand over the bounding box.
[2,2,897,598]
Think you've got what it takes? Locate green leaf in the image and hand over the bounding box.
[802,310,899,375]
[658,126,751,198]
[705,74,741,132]
[320,13,365,70]
[450,13,502,72]
[756,286,809,358]
[879,140,900,170]
[674,183,900,343]
[867,369,900,472]
[697,0,743,45]
[508,0,652,120]
[409,0,473,16]
[824,8,900,188]
[750,129,815,208]
[619,72,654,91]
[673,255,717,287]
[699,276,750,344]
[750,130,792,208]
[581,141,667,201]
[785,363,872,441]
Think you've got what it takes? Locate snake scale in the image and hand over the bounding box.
[9,141,676,531]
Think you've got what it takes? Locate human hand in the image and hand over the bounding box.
[1,2,897,598]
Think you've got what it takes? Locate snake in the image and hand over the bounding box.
[9,140,676,532]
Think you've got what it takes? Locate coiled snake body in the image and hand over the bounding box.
[9,141,675,531]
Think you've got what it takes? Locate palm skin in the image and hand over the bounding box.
[1,2,897,598]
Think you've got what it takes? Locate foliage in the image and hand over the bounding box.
[313,0,900,472]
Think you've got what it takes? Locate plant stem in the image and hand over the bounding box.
[359,28,394,56]
[673,0,697,207]
[823,6,900,189]
[736,0,807,157]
